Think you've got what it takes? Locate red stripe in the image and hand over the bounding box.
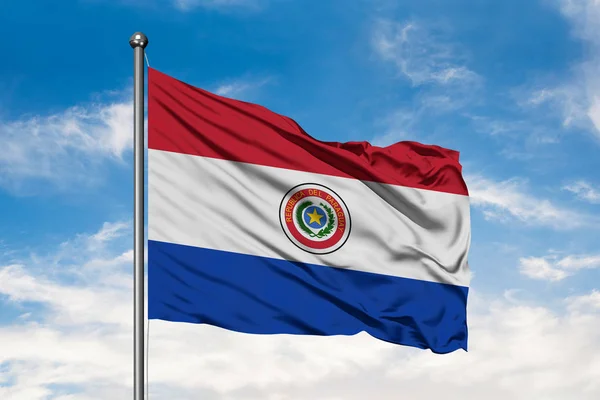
[148,68,469,196]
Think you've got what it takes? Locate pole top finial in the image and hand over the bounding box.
[129,32,149,49]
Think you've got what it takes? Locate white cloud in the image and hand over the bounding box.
[587,95,600,132]
[566,290,600,312]
[519,252,600,281]
[557,254,600,269]
[563,180,600,203]
[372,20,479,87]
[519,256,570,281]
[1,222,600,399]
[384,294,600,399]
[558,0,600,45]
[466,174,592,229]
[0,92,133,194]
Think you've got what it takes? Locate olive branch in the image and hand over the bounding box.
[295,201,336,238]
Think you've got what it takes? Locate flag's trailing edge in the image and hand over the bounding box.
[147,67,471,354]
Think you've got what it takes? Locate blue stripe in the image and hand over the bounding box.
[148,240,468,354]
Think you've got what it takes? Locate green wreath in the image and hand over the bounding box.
[295,201,335,238]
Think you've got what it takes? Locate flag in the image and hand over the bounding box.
[147,68,471,354]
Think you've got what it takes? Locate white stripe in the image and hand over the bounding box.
[148,149,471,287]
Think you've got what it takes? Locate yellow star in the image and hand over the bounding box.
[306,208,324,225]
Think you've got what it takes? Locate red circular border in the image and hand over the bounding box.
[282,188,348,250]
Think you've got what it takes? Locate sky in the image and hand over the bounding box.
[1,0,599,398]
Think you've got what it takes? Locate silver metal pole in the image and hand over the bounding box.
[129,31,148,400]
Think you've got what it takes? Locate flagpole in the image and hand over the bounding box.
[129,31,148,400]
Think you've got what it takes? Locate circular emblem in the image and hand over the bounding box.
[279,183,351,254]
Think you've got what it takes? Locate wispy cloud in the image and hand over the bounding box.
[370,109,416,147]
[466,174,593,229]
[1,223,600,399]
[465,112,564,162]
[563,180,600,203]
[116,0,262,12]
[0,73,272,195]
[173,0,260,11]
[369,90,474,147]
[89,221,130,244]
[372,20,480,87]
[212,76,273,100]
[0,90,133,195]
[467,114,560,144]
[463,0,600,151]
[514,0,600,141]
[519,84,593,134]
[519,252,600,281]
[369,19,483,146]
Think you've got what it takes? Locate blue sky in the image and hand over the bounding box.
[1,0,599,399]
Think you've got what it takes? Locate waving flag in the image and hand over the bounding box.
[147,68,471,354]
